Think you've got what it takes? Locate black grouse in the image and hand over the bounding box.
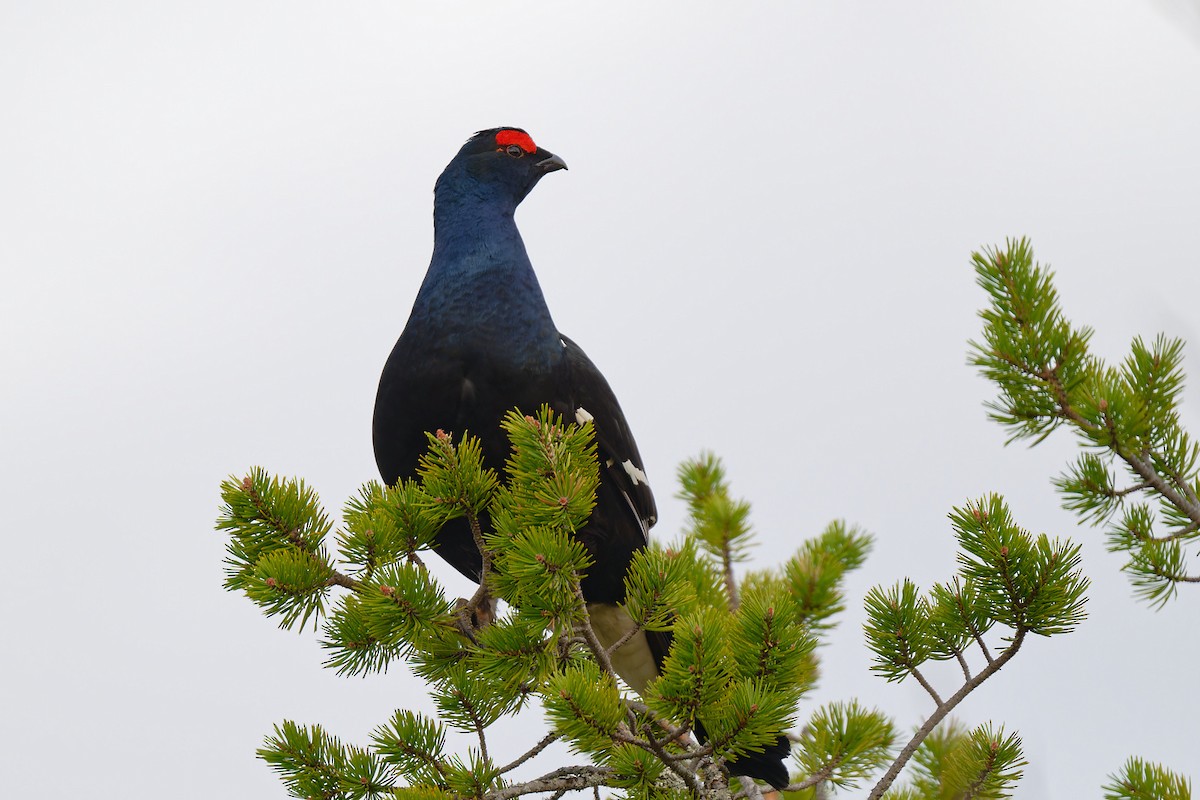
[372,128,789,788]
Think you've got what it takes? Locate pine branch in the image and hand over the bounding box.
[623,699,694,750]
[866,629,1026,800]
[972,238,1200,604]
[487,766,613,800]
[641,725,707,795]
[1103,756,1193,800]
[1123,449,1200,528]
[790,701,895,791]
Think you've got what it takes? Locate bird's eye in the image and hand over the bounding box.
[506,145,524,157]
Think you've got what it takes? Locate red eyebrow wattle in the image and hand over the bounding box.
[496,130,537,153]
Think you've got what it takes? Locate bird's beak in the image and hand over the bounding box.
[536,152,568,173]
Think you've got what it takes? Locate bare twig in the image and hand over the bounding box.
[1129,518,1200,545]
[614,701,704,792]
[497,732,560,776]
[971,628,994,664]
[738,779,767,800]
[1100,480,1151,499]
[604,615,646,660]
[952,648,972,682]
[909,665,943,707]
[722,539,740,613]
[781,764,838,793]
[486,766,612,800]
[569,584,696,791]
[1146,565,1200,584]
[326,571,362,591]
[572,584,617,680]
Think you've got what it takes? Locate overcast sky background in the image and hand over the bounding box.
[3,2,1199,797]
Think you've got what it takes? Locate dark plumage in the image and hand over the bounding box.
[372,127,655,605]
[373,128,788,788]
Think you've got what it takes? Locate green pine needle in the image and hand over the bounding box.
[371,710,448,786]
[245,547,334,630]
[339,479,443,576]
[728,583,816,691]
[926,577,992,662]
[605,742,667,795]
[971,238,1200,605]
[622,541,706,632]
[218,468,334,593]
[1104,756,1193,800]
[863,579,933,683]
[649,606,734,725]
[488,524,592,622]
[941,724,1026,799]
[677,452,756,566]
[781,521,874,634]
[320,592,405,676]
[887,719,1025,799]
[497,405,600,535]
[700,677,800,765]
[794,701,896,789]
[951,495,1088,636]
[417,430,499,522]
[356,562,455,650]
[432,663,510,734]
[543,660,625,754]
[440,748,499,799]
[259,721,398,800]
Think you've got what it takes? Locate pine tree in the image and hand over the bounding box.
[215,240,1194,799]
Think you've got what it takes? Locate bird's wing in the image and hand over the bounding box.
[558,334,657,540]
[560,337,791,787]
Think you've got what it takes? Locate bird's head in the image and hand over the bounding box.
[435,127,568,209]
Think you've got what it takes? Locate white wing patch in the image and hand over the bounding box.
[621,459,648,486]
[575,406,594,425]
[587,603,658,694]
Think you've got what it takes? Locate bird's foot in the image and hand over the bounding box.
[454,586,496,638]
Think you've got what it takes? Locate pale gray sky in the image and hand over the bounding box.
[3,2,1199,797]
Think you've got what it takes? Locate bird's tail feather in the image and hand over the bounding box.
[643,629,791,789]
